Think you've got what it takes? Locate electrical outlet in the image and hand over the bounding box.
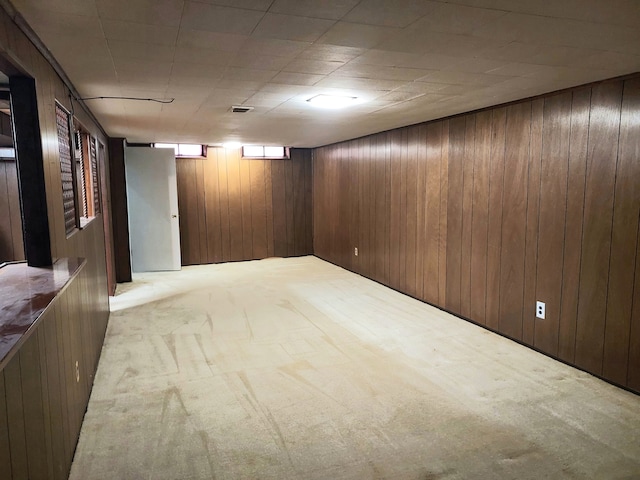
[354,247,358,256]
[536,301,545,320]
[75,360,80,383]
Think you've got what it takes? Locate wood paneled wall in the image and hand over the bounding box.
[313,76,640,394]
[0,265,109,480]
[176,147,313,265]
[1,5,111,478]
[0,160,24,263]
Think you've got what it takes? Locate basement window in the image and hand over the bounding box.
[154,143,206,158]
[242,145,289,159]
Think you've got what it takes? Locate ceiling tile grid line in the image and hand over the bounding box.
[7,0,640,146]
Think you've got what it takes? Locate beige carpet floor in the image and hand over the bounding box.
[70,256,640,480]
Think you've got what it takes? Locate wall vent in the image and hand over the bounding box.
[231,106,254,113]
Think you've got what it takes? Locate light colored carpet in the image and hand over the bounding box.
[70,256,640,480]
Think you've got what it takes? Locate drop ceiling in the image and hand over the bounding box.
[8,0,640,147]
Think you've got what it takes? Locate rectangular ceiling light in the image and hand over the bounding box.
[307,94,358,109]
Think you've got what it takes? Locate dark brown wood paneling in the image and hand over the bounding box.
[4,355,28,479]
[445,116,466,315]
[175,148,312,265]
[460,114,475,318]
[239,155,253,259]
[0,371,12,480]
[415,125,427,300]
[558,87,591,363]
[485,108,507,331]
[19,332,51,478]
[424,121,442,305]
[272,154,287,258]
[204,149,222,263]
[498,102,531,341]
[534,92,572,356]
[176,158,199,265]
[389,130,402,289]
[522,98,543,346]
[405,126,418,297]
[602,78,640,384]
[250,159,268,259]
[1,8,111,478]
[469,111,491,325]
[575,81,623,375]
[311,75,640,394]
[217,149,232,262]
[628,219,640,392]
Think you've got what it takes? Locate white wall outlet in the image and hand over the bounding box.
[536,301,545,320]
[354,247,358,256]
[75,360,80,383]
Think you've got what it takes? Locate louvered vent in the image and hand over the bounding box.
[231,106,254,113]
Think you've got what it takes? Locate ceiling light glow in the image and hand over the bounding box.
[307,94,358,109]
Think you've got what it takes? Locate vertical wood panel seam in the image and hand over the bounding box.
[601,89,625,370]
[532,101,544,347]
[497,110,507,330]
[554,97,572,355]
[628,212,640,385]
[573,87,594,362]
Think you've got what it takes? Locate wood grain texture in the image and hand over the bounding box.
[0,371,12,480]
[498,102,531,341]
[485,108,507,331]
[558,87,591,363]
[176,148,312,265]
[575,81,623,375]
[310,74,640,394]
[0,7,111,479]
[469,111,491,325]
[534,92,571,356]
[445,116,466,315]
[460,115,475,318]
[522,98,543,346]
[602,78,640,384]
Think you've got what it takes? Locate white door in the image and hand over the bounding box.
[125,146,181,272]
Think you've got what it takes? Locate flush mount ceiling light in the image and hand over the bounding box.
[307,94,358,109]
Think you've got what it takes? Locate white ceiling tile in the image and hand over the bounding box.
[568,51,640,71]
[238,38,310,58]
[180,2,264,34]
[101,20,179,46]
[379,30,507,56]
[174,46,233,65]
[17,9,104,38]
[283,59,344,75]
[410,3,508,35]
[192,0,272,10]
[108,40,175,62]
[318,21,399,48]
[176,30,248,52]
[13,0,98,16]
[418,70,513,86]
[444,57,509,73]
[333,63,434,81]
[252,13,335,42]
[298,44,366,62]
[222,67,278,82]
[269,0,360,20]
[343,0,439,28]
[270,72,325,86]
[96,0,184,26]
[229,53,291,70]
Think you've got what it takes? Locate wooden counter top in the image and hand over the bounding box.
[0,257,85,370]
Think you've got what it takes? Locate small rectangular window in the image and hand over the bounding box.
[153,143,205,158]
[242,145,289,159]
